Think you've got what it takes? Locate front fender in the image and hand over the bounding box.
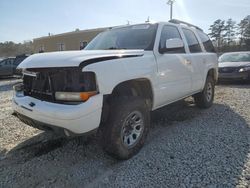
[82,52,157,95]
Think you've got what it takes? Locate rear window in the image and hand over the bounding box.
[197,31,215,53]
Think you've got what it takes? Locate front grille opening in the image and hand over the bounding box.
[218,67,240,73]
[23,67,97,104]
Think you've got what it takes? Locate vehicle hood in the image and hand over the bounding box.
[219,61,250,68]
[18,50,144,69]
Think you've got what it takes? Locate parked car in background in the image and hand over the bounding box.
[0,54,29,77]
[218,51,250,81]
[13,54,29,75]
[0,57,16,77]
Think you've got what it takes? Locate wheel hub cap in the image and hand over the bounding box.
[121,111,144,148]
[206,82,213,102]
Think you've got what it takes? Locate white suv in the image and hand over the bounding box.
[13,20,218,159]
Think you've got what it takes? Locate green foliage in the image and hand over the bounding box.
[209,15,250,52]
[209,19,225,39]
[224,18,236,45]
[0,41,33,58]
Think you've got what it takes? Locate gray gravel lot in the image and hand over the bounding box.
[0,78,250,188]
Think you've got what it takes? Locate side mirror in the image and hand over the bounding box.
[166,38,184,49]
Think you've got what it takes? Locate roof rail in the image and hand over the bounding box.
[169,19,203,31]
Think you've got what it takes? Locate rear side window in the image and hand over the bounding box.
[197,31,215,53]
[159,25,185,53]
[182,28,202,53]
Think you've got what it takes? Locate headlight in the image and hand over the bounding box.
[13,83,24,97]
[55,91,98,102]
[239,67,250,72]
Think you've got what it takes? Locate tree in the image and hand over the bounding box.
[208,19,226,49]
[224,18,236,45]
[0,41,33,57]
[237,16,250,49]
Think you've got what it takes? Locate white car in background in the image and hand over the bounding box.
[218,51,250,82]
[13,20,218,159]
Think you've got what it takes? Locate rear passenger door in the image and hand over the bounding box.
[181,28,204,92]
[196,30,217,83]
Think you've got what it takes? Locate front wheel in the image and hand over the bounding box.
[194,76,215,108]
[100,97,150,160]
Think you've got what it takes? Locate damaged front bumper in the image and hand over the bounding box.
[13,94,103,135]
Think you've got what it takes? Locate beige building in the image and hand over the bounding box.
[33,27,109,53]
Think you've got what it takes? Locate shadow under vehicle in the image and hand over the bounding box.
[1,100,249,187]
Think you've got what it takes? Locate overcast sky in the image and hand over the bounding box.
[0,0,249,43]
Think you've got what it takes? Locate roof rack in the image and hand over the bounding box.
[169,19,203,31]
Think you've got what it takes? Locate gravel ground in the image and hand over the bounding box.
[0,78,250,188]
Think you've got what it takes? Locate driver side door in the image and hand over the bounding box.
[154,25,193,107]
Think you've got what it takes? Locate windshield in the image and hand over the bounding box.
[14,56,27,65]
[85,24,158,50]
[219,52,250,63]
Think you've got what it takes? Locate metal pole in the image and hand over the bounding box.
[167,0,175,20]
[170,3,173,20]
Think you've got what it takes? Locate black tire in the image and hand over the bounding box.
[194,76,215,108]
[100,97,150,160]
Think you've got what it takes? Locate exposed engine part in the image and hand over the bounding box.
[23,67,97,103]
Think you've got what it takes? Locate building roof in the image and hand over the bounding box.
[33,27,111,41]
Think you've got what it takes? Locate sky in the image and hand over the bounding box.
[0,0,250,43]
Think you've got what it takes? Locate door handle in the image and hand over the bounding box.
[184,59,192,65]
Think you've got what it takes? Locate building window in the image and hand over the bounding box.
[39,45,45,53]
[80,41,88,50]
[58,43,65,51]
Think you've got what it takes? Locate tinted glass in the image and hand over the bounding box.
[182,29,202,53]
[80,41,88,50]
[85,24,158,50]
[219,52,250,63]
[14,57,27,65]
[197,30,215,53]
[159,25,185,53]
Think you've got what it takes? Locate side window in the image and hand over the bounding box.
[182,29,202,53]
[159,25,185,54]
[197,31,215,53]
[80,41,88,50]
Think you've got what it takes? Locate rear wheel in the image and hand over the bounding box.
[194,76,215,108]
[100,97,150,160]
